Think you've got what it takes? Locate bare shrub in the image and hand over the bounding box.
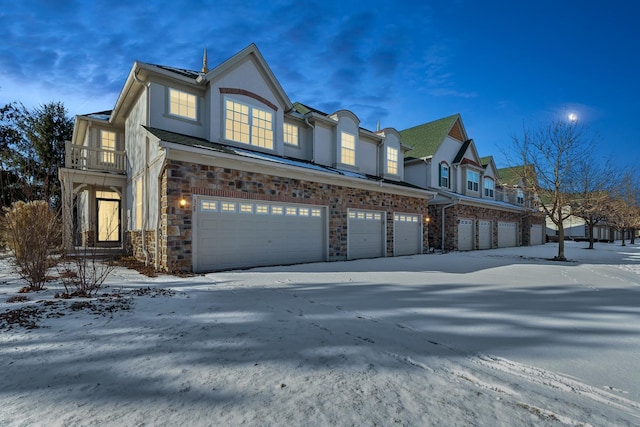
[0,201,60,290]
[57,252,115,297]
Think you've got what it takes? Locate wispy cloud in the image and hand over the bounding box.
[418,43,477,98]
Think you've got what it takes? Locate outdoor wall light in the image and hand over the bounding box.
[179,197,188,208]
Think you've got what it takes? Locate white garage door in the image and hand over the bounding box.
[478,220,492,250]
[194,197,326,272]
[394,213,422,256]
[530,224,544,245]
[498,222,518,247]
[458,219,474,251]
[348,209,385,260]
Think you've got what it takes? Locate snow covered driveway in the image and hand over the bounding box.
[1,241,640,426]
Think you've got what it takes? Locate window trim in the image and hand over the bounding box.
[386,146,399,175]
[283,123,299,147]
[167,87,198,121]
[100,130,116,165]
[484,177,495,198]
[439,162,450,188]
[516,188,525,204]
[466,170,480,192]
[339,131,356,166]
[224,96,274,150]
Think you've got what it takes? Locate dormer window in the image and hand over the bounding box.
[484,177,494,198]
[340,131,356,166]
[284,123,299,147]
[386,146,398,175]
[168,88,197,120]
[467,170,479,192]
[516,188,525,204]
[439,162,449,188]
[225,98,273,149]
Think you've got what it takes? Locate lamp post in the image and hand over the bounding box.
[425,216,431,253]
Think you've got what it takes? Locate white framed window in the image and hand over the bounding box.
[298,208,309,216]
[373,213,382,220]
[201,201,217,211]
[239,203,253,214]
[340,131,356,166]
[516,189,525,204]
[256,204,269,214]
[225,98,273,149]
[467,170,479,192]
[386,146,398,175]
[271,206,283,215]
[311,208,321,217]
[284,123,299,147]
[168,88,197,120]
[100,130,116,164]
[484,178,495,198]
[348,211,356,219]
[439,163,449,188]
[357,212,365,219]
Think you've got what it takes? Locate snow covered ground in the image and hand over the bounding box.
[1,241,640,426]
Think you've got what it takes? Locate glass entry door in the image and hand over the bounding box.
[97,198,120,242]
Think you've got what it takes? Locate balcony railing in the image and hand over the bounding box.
[65,142,126,174]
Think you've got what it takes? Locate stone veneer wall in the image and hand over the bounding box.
[427,204,544,251]
[126,230,157,265]
[158,160,431,272]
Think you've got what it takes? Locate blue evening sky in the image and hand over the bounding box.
[1,0,638,167]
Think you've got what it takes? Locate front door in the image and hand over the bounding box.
[97,198,120,243]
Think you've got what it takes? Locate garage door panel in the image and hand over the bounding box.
[530,224,543,246]
[478,220,492,250]
[348,210,385,260]
[498,222,517,247]
[458,219,474,251]
[195,198,326,272]
[394,214,421,256]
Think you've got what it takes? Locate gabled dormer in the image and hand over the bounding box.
[480,156,498,200]
[497,164,536,207]
[452,138,484,197]
[400,114,469,191]
[377,128,410,180]
[201,44,293,155]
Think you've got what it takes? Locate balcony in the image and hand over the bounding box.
[65,142,126,174]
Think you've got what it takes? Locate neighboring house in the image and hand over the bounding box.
[497,170,619,243]
[401,115,545,251]
[59,44,437,273]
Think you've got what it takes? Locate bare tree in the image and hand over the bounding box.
[609,171,640,246]
[510,119,594,261]
[569,158,615,249]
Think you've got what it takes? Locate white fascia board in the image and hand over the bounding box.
[160,141,436,200]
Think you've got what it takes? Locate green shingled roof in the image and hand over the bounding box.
[399,114,460,159]
[479,156,493,167]
[497,165,535,186]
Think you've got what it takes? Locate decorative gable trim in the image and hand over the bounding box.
[448,119,465,141]
[205,44,292,112]
[460,158,482,168]
[220,88,279,111]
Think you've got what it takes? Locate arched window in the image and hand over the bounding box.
[439,162,449,188]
